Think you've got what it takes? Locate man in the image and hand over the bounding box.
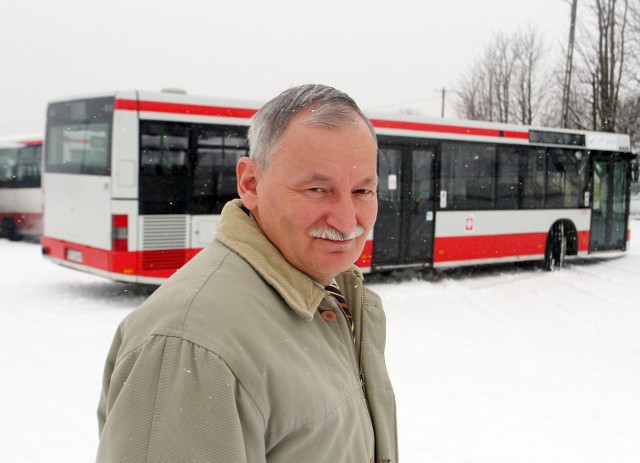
[97,84,398,462]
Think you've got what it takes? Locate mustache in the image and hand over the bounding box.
[309,225,365,241]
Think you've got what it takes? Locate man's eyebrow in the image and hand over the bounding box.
[293,174,379,187]
[359,176,379,187]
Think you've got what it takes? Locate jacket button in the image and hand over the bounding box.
[321,310,336,322]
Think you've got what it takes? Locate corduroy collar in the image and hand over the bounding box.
[216,199,363,320]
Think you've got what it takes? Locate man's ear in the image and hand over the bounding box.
[237,156,259,210]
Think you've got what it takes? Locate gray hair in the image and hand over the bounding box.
[247,84,377,169]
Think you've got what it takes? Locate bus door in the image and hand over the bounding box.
[372,144,436,269]
[590,155,629,251]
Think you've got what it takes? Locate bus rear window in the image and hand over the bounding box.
[45,97,113,175]
[0,145,41,188]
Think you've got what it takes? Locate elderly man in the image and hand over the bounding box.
[97,84,398,463]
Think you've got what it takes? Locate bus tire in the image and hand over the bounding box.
[1,217,22,241]
[544,222,566,271]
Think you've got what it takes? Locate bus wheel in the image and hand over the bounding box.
[1,217,22,241]
[544,222,566,271]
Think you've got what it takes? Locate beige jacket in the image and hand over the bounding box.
[97,199,398,462]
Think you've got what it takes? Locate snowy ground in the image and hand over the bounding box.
[1,219,640,462]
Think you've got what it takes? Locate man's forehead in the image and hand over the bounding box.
[284,108,376,143]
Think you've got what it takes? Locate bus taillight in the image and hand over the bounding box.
[112,214,128,251]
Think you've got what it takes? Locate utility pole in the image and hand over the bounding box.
[440,87,446,118]
[561,0,578,128]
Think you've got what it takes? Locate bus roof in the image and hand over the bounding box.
[0,134,43,148]
[46,89,632,153]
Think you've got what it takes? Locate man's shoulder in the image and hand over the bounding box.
[117,239,268,355]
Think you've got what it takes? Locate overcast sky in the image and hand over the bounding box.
[1,0,571,137]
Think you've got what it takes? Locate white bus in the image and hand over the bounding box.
[0,135,43,241]
[41,90,635,284]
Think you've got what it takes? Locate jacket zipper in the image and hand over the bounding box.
[339,284,375,457]
[329,289,364,384]
[358,284,371,408]
[329,284,370,406]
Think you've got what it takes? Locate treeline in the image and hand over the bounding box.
[454,0,639,150]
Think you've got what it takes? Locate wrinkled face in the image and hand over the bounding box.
[239,110,378,285]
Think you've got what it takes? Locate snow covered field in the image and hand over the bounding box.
[1,219,639,462]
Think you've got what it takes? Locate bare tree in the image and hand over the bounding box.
[454,57,494,121]
[630,0,640,84]
[570,0,631,132]
[492,33,517,122]
[511,28,547,125]
[561,0,579,127]
[617,94,640,147]
[454,0,640,154]
[454,30,548,125]
[597,0,629,131]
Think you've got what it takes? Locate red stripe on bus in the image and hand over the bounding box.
[114,99,138,111]
[115,99,258,119]
[370,118,530,140]
[40,236,203,280]
[502,130,530,139]
[356,240,373,268]
[18,140,43,146]
[41,229,594,279]
[113,99,530,139]
[433,230,590,263]
[578,230,590,252]
[42,234,374,279]
[434,232,546,263]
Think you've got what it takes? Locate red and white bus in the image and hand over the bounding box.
[40,90,635,284]
[0,135,43,241]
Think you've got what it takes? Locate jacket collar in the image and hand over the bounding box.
[216,199,363,320]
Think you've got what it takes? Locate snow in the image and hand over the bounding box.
[1,219,640,462]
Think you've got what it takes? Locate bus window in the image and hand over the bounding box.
[611,161,628,248]
[0,148,17,187]
[546,149,588,208]
[496,146,520,209]
[139,121,189,214]
[441,141,496,210]
[192,126,248,215]
[45,97,113,175]
[15,145,41,188]
[521,148,546,209]
[140,129,189,176]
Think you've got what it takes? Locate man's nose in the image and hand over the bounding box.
[325,194,358,234]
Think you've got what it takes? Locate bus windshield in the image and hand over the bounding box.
[45,97,114,175]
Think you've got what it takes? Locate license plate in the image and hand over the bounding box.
[66,248,83,263]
